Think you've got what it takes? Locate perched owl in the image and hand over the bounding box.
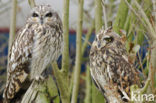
[89,27,140,103]
[3,5,63,103]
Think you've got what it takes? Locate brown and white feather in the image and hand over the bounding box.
[89,28,140,103]
[3,5,63,103]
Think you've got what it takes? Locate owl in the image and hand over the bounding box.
[89,27,140,103]
[3,5,63,103]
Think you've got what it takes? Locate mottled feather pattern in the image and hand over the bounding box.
[3,5,63,103]
[30,22,63,79]
[3,24,33,101]
[90,28,140,103]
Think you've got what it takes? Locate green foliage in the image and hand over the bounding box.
[113,0,130,34]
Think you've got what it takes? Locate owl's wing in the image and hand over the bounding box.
[90,62,110,103]
[3,24,34,100]
[109,54,140,100]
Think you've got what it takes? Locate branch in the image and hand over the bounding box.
[81,20,95,56]
[28,0,36,8]
[134,0,156,40]
[84,65,91,103]
[8,0,17,64]
[71,0,84,103]
[61,0,70,73]
[95,0,103,33]
[149,41,156,93]
[51,0,70,103]
[21,76,59,103]
[113,0,130,33]
[151,0,156,24]
[92,0,106,103]
[124,0,156,41]
[52,62,70,103]
[102,0,108,29]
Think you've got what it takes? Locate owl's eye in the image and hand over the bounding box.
[45,12,53,17]
[32,13,39,17]
[103,37,114,42]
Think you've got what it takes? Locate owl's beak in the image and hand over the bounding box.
[98,42,101,48]
[40,17,44,24]
[97,41,106,50]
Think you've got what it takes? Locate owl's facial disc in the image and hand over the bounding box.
[31,11,54,25]
[95,35,114,50]
[31,12,42,24]
[102,36,114,44]
[44,12,54,24]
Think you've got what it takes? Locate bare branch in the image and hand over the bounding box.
[95,0,103,33]
[28,0,36,8]
[8,0,17,62]
[102,0,108,29]
[81,20,95,56]
[62,0,70,73]
[71,0,84,103]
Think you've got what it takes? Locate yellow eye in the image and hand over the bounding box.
[103,37,114,42]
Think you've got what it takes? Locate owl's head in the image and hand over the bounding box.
[93,27,122,50]
[27,5,61,26]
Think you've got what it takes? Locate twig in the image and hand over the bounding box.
[124,0,156,41]
[134,0,156,40]
[151,0,156,24]
[92,0,106,103]
[8,0,17,66]
[113,0,130,33]
[81,20,94,55]
[102,0,108,29]
[52,62,70,103]
[137,52,146,76]
[84,65,91,103]
[152,0,156,33]
[71,0,84,103]
[61,0,70,73]
[28,0,36,8]
[141,79,151,94]
[95,0,103,33]
[51,0,71,103]
[149,42,156,94]
[81,37,92,47]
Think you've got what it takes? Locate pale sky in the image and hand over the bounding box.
[0,0,94,29]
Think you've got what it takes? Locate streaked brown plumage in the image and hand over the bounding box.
[89,27,140,103]
[3,5,63,103]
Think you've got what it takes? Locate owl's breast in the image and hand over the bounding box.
[32,25,63,60]
[30,25,63,79]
